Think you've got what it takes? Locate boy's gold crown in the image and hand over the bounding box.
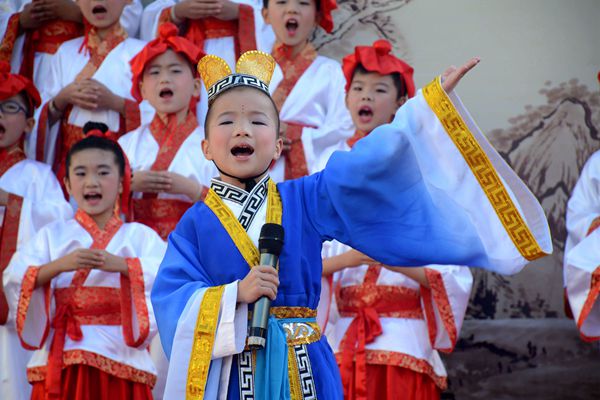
[198,51,276,104]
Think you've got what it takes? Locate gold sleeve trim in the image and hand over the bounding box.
[186,285,226,400]
[422,77,545,261]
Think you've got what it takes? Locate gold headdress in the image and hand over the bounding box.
[197,51,276,104]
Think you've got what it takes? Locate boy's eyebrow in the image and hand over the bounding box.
[147,62,184,69]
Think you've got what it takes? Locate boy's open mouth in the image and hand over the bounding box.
[285,18,299,36]
[0,123,5,136]
[92,5,108,15]
[231,144,255,158]
[159,88,174,99]
[358,106,373,123]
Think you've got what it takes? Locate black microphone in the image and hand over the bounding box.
[247,223,284,349]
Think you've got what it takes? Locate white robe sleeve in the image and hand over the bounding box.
[420,265,473,352]
[140,0,176,41]
[302,63,354,175]
[2,227,54,350]
[163,281,247,399]
[565,150,600,263]
[120,0,143,38]
[565,229,600,341]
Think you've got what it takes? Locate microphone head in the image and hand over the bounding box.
[259,223,284,256]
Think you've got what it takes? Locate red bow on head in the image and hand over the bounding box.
[85,129,133,219]
[342,39,415,98]
[0,61,41,111]
[129,23,204,103]
[318,0,338,33]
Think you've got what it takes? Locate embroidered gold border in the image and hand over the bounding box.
[205,179,283,268]
[422,77,545,261]
[287,346,302,400]
[186,285,225,400]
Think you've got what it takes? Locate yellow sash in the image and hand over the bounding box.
[186,179,283,399]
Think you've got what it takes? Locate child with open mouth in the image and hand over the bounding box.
[3,132,166,400]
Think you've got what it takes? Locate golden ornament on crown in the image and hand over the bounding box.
[197,51,276,104]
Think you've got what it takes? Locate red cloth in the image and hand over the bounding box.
[318,0,338,33]
[129,23,203,103]
[342,39,415,97]
[0,61,41,109]
[343,363,441,400]
[31,364,153,400]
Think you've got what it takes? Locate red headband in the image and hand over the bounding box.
[85,129,133,220]
[0,61,41,111]
[130,23,204,103]
[318,0,337,33]
[342,39,415,98]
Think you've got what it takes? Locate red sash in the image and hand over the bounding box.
[45,210,123,398]
[0,146,26,325]
[337,265,424,400]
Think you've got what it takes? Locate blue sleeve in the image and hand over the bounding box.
[301,120,488,268]
[150,210,213,359]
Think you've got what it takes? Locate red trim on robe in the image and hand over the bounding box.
[420,268,458,353]
[271,43,318,180]
[120,258,150,348]
[0,193,24,324]
[577,266,600,342]
[16,266,52,350]
[0,13,20,63]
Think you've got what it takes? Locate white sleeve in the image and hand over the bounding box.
[420,265,473,351]
[565,229,600,341]
[140,0,177,41]
[120,0,144,38]
[302,64,354,175]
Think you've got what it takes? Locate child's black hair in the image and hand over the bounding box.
[203,86,281,138]
[352,63,407,100]
[262,0,320,11]
[65,123,125,178]
[82,121,109,135]
[15,92,34,118]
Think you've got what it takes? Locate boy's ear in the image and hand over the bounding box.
[201,139,213,161]
[272,137,283,161]
[261,8,272,25]
[139,80,148,101]
[193,77,202,98]
[24,117,35,134]
[63,177,72,197]
[396,95,407,109]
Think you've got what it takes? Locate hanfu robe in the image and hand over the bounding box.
[565,150,600,340]
[269,43,354,182]
[34,24,144,179]
[119,112,218,240]
[0,0,144,94]
[2,210,166,399]
[151,78,552,399]
[0,147,72,400]
[140,0,275,122]
[322,240,472,398]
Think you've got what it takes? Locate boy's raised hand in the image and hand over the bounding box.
[164,172,205,202]
[96,251,129,276]
[60,249,105,272]
[54,81,98,112]
[441,57,480,93]
[173,0,223,20]
[237,265,280,303]
[30,0,82,23]
[81,79,125,113]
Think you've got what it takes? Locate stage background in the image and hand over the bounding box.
[311,0,600,398]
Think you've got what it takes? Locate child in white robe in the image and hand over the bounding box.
[140,0,276,122]
[122,23,218,240]
[3,134,166,399]
[321,40,472,400]
[0,61,72,400]
[34,0,146,188]
[262,0,354,181]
